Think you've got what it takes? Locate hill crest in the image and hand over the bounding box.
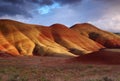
[0,19,120,56]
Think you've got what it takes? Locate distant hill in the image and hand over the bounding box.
[115,33,120,36]
[0,19,120,57]
[71,23,120,48]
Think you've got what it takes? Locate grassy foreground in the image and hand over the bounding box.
[0,56,120,81]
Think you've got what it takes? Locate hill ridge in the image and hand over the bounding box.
[0,19,120,56]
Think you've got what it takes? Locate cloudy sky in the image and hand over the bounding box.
[0,0,120,32]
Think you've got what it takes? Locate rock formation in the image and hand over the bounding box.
[71,23,120,48]
[0,19,119,57]
[50,24,104,54]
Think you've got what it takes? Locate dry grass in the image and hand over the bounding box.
[0,56,120,81]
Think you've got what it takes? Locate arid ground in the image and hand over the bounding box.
[0,49,120,81]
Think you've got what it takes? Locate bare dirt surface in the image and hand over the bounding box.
[69,49,120,65]
[0,49,120,81]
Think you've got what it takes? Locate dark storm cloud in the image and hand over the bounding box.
[54,0,82,4]
[31,0,82,5]
[2,0,25,4]
[32,0,54,5]
[0,0,120,32]
[0,0,83,17]
[2,0,53,5]
[0,4,32,17]
[0,0,31,17]
[0,0,55,17]
[0,0,120,18]
[2,0,54,5]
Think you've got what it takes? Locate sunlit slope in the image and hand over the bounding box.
[71,23,120,48]
[17,24,76,57]
[50,24,104,55]
[0,20,35,56]
[0,32,19,55]
[0,19,76,57]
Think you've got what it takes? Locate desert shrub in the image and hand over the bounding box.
[69,48,85,55]
[8,74,28,81]
[87,65,94,68]
[102,77,113,81]
[33,43,45,56]
[0,77,2,81]
[8,74,19,81]
[89,32,100,40]
[85,76,113,81]
[38,76,50,81]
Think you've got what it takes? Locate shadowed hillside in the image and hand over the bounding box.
[115,33,120,36]
[71,23,120,48]
[70,49,120,65]
[0,19,120,56]
[50,24,104,54]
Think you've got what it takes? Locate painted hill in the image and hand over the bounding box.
[0,19,119,57]
[50,24,104,54]
[115,33,120,36]
[71,23,120,48]
[0,19,76,57]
